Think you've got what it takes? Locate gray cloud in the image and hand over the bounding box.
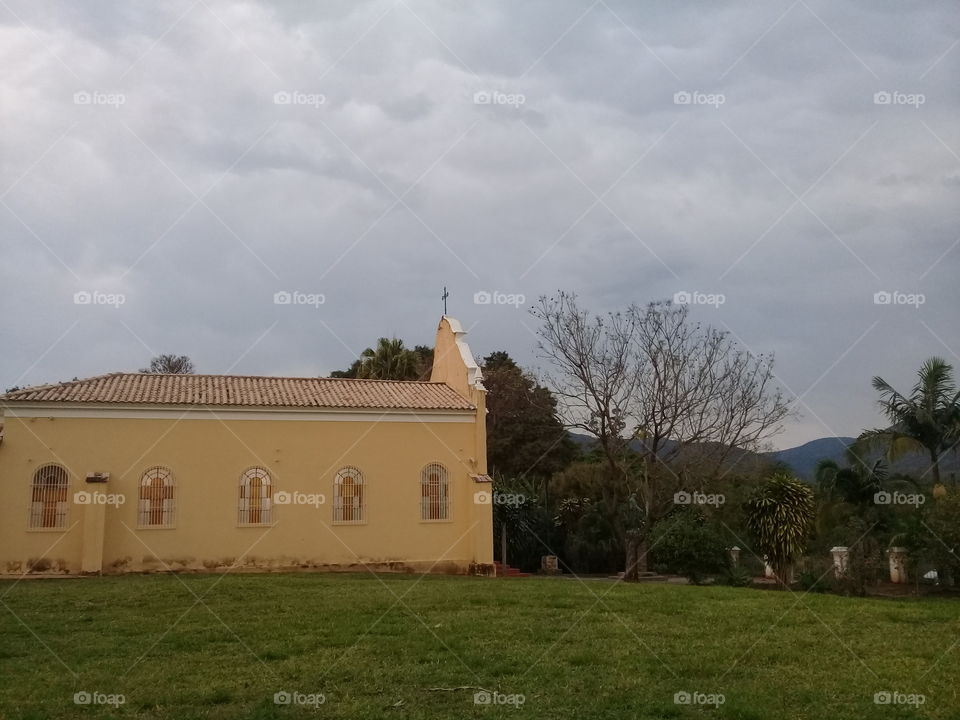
[1,0,958,448]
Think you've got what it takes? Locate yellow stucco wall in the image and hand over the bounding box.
[1,317,494,576]
[0,410,493,575]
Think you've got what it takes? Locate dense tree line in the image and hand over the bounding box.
[327,319,960,591]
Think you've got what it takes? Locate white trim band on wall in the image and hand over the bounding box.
[3,404,476,423]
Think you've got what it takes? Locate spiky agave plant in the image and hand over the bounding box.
[745,472,815,588]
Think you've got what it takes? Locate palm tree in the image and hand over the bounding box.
[356,338,419,380]
[815,450,919,505]
[858,357,960,484]
[330,339,433,380]
[813,452,919,548]
[814,455,888,507]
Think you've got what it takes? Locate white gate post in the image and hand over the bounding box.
[830,546,849,578]
[888,547,908,584]
[728,546,741,568]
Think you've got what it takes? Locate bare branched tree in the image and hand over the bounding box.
[533,292,793,578]
[632,302,791,494]
[533,293,647,576]
[140,354,195,374]
[532,293,640,503]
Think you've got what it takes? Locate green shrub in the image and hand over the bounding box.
[914,494,960,587]
[797,570,831,593]
[718,565,753,587]
[651,511,728,584]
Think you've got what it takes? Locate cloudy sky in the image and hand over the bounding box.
[1,0,957,449]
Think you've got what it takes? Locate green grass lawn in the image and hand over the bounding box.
[0,573,956,719]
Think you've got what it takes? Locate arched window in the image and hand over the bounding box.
[333,467,364,523]
[239,467,272,526]
[420,463,449,520]
[29,464,69,529]
[138,466,175,528]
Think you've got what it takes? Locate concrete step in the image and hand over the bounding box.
[494,562,530,578]
[611,571,669,582]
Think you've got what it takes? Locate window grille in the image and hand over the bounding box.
[420,463,449,520]
[333,467,364,523]
[138,466,175,528]
[29,464,69,529]
[239,467,272,525]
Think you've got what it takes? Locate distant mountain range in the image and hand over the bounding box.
[766,436,960,481]
[764,437,856,480]
[568,433,960,482]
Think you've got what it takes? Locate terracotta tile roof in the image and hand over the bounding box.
[0,373,475,411]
